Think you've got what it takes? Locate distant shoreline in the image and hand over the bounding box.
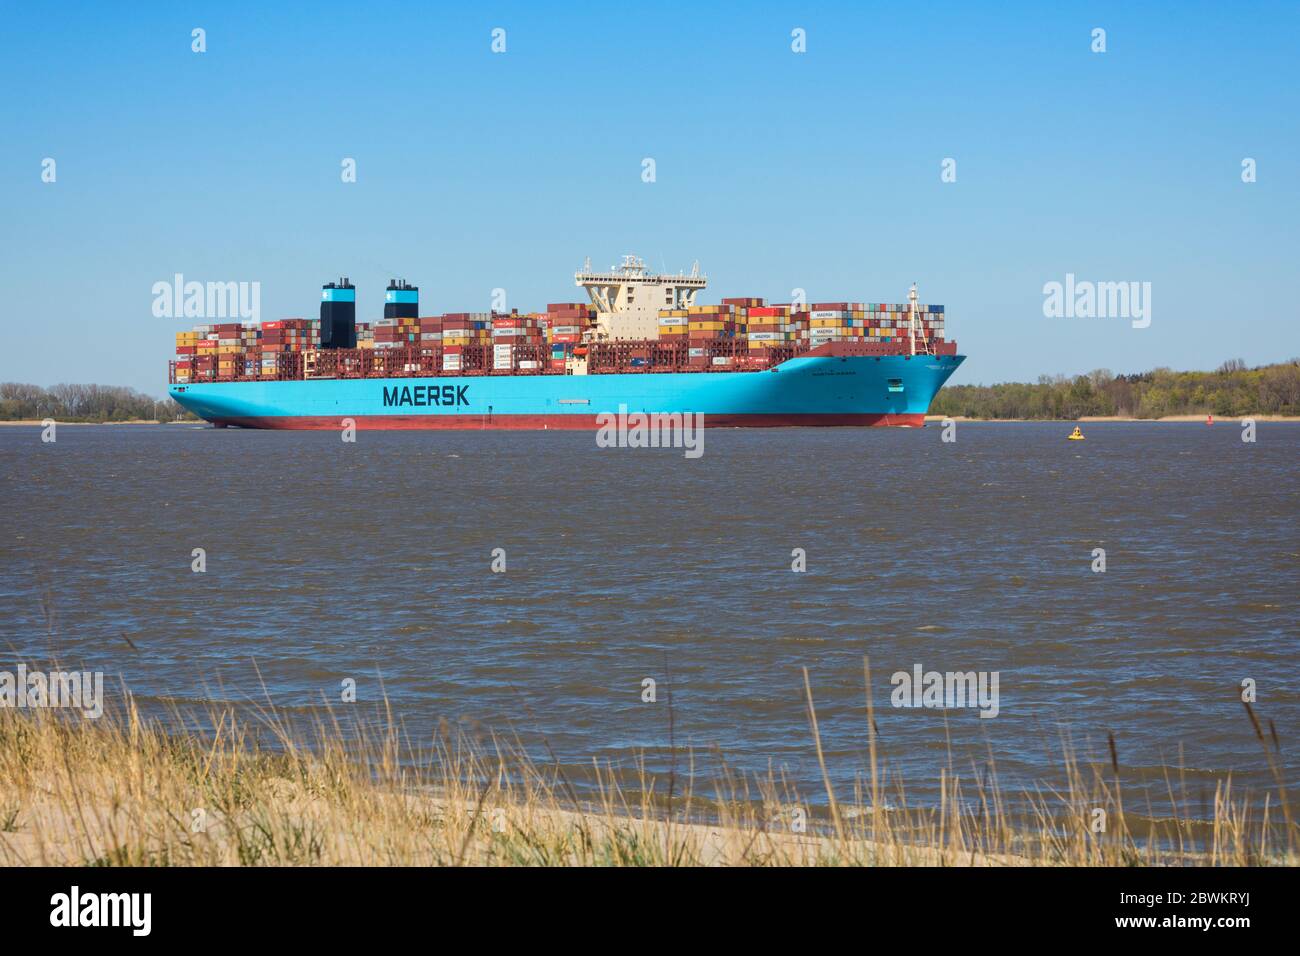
[0,419,189,426]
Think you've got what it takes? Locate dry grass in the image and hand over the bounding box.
[0,664,1293,867]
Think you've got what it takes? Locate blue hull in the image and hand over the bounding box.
[169,352,964,428]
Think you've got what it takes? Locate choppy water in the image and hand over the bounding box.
[1,422,1296,821]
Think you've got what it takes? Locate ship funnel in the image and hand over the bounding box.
[320,277,357,350]
[384,278,419,320]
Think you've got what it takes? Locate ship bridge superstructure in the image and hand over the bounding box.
[576,255,707,340]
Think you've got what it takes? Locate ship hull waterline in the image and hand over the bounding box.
[169,352,964,430]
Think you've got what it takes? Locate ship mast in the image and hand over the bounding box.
[907,282,931,356]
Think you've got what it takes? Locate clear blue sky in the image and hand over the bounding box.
[3,1,1297,395]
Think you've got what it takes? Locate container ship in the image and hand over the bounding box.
[168,256,964,429]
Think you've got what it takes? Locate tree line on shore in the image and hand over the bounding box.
[0,383,196,422]
[930,360,1300,420]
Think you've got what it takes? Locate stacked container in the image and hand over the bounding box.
[194,327,218,380]
[173,328,202,382]
[743,305,794,352]
[657,308,688,339]
[491,312,546,372]
[544,302,592,346]
[441,313,491,372]
[373,316,419,349]
[207,322,256,379]
[809,304,864,347]
[687,304,737,341]
[685,303,738,367]
[410,315,440,356]
[790,309,811,346]
[257,319,317,377]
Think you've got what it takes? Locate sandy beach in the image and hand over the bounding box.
[2,704,1290,868]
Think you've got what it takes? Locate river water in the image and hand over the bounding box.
[1,421,1295,823]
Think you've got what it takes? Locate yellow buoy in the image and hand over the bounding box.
[1068,426,1085,441]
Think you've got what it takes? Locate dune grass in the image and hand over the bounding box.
[0,662,1293,867]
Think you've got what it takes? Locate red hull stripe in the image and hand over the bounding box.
[210,413,925,430]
